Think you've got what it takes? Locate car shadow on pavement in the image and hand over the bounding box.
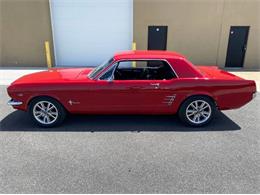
[0,110,241,132]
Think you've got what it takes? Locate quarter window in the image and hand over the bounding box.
[99,67,114,80]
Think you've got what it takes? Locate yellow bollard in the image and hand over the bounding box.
[44,41,52,68]
[132,42,136,51]
[132,42,136,67]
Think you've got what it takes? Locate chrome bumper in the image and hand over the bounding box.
[7,99,23,106]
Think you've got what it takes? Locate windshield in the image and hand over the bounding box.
[88,57,114,79]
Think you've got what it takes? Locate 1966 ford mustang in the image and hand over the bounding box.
[7,50,256,127]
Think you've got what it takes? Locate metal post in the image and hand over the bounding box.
[44,41,52,68]
[132,42,136,67]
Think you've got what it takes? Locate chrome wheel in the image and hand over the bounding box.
[33,101,58,125]
[186,100,212,124]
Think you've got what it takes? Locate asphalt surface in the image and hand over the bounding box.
[0,85,259,193]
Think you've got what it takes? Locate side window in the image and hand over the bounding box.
[117,61,133,69]
[117,61,148,69]
[114,60,176,80]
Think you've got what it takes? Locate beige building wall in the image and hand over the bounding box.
[217,0,260,69]
[134,0,260,69]
[0,0,259,69]
[0,0,54,67]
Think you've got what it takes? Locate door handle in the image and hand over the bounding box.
[150,83,160,89]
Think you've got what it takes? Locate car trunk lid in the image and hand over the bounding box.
[196,66,243,80]
[196,65,257,94]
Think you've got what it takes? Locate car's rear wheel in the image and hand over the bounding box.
[29,97,66,127]
[178,96,216,127]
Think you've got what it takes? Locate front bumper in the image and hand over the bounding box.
[7,99,23,106]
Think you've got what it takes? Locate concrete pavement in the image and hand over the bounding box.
[0,84,259,193]
[0,68,259,193]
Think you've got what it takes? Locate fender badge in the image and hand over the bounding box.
[68,100,80,106]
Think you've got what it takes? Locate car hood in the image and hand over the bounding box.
[11,68,94,85]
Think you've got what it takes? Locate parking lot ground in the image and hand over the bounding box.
[0,85,259,193]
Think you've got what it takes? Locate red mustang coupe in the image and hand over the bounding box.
[7,50,256,127]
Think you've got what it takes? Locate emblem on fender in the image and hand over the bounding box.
[68,100,80,105]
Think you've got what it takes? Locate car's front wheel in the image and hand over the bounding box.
[178,96,216,127]
[29,97,66,127]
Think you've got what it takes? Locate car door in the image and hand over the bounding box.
[93,59,179,114]
[109,79,177,114]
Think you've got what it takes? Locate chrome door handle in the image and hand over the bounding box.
[150,83,160,89]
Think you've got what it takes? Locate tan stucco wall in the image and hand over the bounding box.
[217,0,260,69]
[0,0,54,67]
[1,0,259,69]
[134,0,260,69]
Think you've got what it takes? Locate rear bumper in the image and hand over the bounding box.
[7,99,23,106]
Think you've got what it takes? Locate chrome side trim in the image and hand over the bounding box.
[96,58,179,81]
[8,99,23,106]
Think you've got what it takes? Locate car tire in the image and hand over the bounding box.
[178,96,216,127]
[29,97,67,128]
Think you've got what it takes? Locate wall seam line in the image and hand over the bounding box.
[216,0,225,66]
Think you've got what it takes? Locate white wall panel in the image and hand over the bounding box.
[50,0,133,66]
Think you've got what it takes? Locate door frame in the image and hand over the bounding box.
[225,26,250,68]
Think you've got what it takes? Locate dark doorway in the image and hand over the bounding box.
[225,26,250,68]
[148,26,168,50]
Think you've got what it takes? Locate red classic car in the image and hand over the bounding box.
[7,50,256,127]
